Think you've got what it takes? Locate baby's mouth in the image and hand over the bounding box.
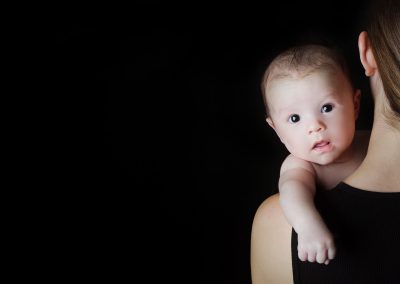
[313,141,330,150]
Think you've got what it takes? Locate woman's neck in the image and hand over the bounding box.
[345,105,400,192]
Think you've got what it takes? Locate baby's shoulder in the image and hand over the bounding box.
[281,154,315,174]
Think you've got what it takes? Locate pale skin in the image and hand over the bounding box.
[250,31,400,284]
[265,63,368,264]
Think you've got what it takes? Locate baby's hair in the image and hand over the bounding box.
[261,45,352,117]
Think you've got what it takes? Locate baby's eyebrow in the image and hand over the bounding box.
[315,91,342,104]
[276,92,340,115]
[276,105,299,116]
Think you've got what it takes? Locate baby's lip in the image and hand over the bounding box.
[312,140,330,149]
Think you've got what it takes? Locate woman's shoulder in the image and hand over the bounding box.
[251,194,293,284]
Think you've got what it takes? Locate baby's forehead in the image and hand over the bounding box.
[266,67,339,93]
[266,68,352,105]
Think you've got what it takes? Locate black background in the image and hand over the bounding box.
[55,1,373,282]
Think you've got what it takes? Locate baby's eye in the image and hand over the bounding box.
[321,104,333,113]
[289,114,300,123]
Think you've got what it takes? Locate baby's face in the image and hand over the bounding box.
[266,69,360,165]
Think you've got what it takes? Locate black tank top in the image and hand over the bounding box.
[291,182,400,284]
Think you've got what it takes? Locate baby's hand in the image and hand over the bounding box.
[296,220,336,265]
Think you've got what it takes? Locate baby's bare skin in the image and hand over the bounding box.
[279,131,370,264]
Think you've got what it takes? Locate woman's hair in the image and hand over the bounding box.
[260,44,351,117]
[366,0,400,121]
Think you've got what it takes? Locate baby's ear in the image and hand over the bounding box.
[266,117,275,130]
[354,89,361,120]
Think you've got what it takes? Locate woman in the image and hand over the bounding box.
[250,0,400,283]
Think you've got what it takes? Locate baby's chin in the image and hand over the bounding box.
[308,156,336,166]
[313,160,333,166]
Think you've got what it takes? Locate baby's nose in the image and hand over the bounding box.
[308,120,325,134]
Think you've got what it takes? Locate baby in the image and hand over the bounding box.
[261,44,370,264]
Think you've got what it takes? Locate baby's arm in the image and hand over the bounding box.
[279,154,336,264]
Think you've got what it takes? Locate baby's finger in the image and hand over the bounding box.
[316,249,327,264]
[324,260,330,265]
[298,250,307,262]
[328,247,336,260]
[307,251,316,262]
